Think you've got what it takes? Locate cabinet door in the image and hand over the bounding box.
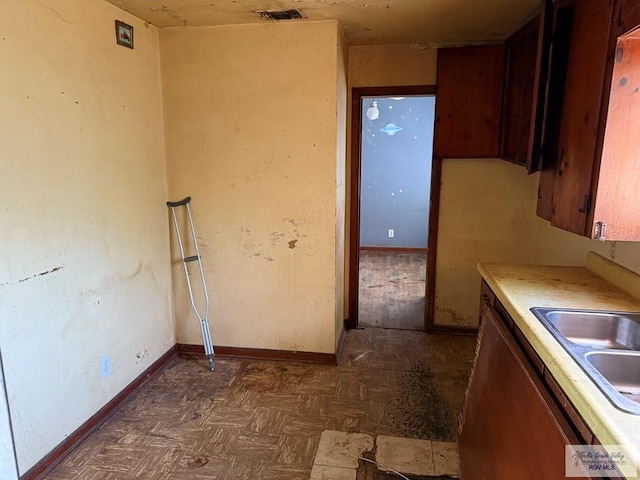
[501,19,539,168]
[459,305,586,480]
[537,1,575,220]
[501,1,552,173]
[550,0,614,235]
[590,1,640,240]
[434,46,504,158]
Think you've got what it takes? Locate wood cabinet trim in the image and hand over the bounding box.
[480,283,600,449]
[460,303,583,479]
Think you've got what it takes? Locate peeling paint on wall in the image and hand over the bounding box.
[17,266,64,284]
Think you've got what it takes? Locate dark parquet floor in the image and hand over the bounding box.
[358,251,427,331]
[46,328,475,480]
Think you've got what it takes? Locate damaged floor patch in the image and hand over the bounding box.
[311,431,459,479]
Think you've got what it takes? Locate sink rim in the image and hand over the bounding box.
[532,308,640,350]
[530,307,640,415]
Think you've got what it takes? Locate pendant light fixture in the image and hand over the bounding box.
[366,100,380,120]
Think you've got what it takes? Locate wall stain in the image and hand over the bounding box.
[40,2,72,23]
[18,265,64,284]
[149,5,186,25]
[288,240,298,249]
[271,231,285,247]
[123,262,143,281]
[434,306,473,327]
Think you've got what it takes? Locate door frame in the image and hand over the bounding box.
[346,85,440,332]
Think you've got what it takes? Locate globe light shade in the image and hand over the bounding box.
[366,101,380,120]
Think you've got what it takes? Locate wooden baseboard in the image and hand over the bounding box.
[21,346,177,480]
[430,325,478,336]
[359,246,428,253]
[177,344,338,364]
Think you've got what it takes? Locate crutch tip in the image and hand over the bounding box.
[208,357,215,371]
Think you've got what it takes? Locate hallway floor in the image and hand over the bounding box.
[358,251,427,331]
[46,328,475,479]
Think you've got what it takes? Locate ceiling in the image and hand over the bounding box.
[105,0,541,46]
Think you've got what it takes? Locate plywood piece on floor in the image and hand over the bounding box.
[375,435,434,476]
[309,464,357,480]
[432,441,460,478]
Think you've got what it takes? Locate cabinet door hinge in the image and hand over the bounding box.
[578,194,592,214]
[594,222,607,241]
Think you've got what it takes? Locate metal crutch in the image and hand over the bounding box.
[166,197,215,371]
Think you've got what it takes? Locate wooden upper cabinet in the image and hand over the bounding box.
[536,1,575,221]
[591,2,640,240]
[550,0,614,236]
[500,2,552,173]
[434,46,505,158]
[537,0,640,240]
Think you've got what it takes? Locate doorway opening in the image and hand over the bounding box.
[347,86,439,331]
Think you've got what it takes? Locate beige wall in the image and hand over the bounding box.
[435,159,537,326]
[435,159,640,328]
[160,20,344,354]
[349,45,438,87]
[335,32,349,349]
[0,0,172,473]
[531,214,640,274]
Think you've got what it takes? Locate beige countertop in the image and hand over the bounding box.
[478,252,640,479]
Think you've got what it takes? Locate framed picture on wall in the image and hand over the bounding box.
[115,20,134,49]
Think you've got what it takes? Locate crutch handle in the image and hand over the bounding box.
[167,197,191,207]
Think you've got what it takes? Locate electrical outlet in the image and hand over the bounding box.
[101,355,111,378]
[388,229,395,238]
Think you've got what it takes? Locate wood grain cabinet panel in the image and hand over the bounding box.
[434,46,504,158]
[500,1,552,173]
[460,304,587,480]
[536,0,640,240]
[591,3,640,240]
[550,0,614,236]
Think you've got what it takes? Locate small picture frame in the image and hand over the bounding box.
[115,20,134,49]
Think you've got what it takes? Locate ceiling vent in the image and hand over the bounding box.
[256,9,305,21]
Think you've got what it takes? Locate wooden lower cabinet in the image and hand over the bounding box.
[459,304,588,479]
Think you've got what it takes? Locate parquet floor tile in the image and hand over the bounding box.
[45,328,475,479]
[358,251,427,331]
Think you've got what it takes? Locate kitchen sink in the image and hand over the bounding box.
[536,309,640,350]
[586,351,640,404]
[530,307,640,415]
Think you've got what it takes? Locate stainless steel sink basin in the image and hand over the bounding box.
[537,309,640,350]
[586,351,640,405]
[530,307,640,415]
